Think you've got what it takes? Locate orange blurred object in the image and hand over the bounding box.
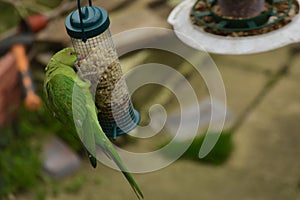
[11,44,42,112]
[24,90,42,111]
[11,44,29,72]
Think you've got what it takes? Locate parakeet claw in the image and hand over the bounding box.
[87,151,97,168]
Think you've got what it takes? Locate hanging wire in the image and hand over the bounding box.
[77,0,93,42]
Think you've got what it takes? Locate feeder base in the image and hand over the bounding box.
[102,109,141,139]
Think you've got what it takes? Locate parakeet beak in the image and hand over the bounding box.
[78,55,85,60]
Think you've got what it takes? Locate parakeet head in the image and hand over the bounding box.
[52,47,78,66]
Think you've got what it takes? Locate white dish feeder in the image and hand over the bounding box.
[168,0,300,55]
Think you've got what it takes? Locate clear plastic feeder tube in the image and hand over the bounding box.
[65,5,140,138]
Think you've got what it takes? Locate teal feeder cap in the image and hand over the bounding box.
[65,6,110,41]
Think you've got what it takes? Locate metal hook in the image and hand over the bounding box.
[77,0,93,42]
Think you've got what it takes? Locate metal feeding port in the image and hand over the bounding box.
[191,0,294,32]
[65,0,140,139]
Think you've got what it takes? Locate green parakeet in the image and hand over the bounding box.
[43,48,143,199]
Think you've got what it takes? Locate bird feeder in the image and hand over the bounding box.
[65,0,140,139]
[168,0,300,54]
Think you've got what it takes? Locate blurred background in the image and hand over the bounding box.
[0,0,300,199]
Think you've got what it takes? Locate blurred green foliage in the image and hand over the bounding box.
[0,2,20,34]
[183,132,233,164]
[0,117,41,197]
[0,103,83,198]
[64,176,87,194]
[21,103,83,152]
[161,132,234,165]
[34,0,62,8]
[0,0,66,34]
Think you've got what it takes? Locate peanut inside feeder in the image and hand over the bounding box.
[65,2,140,139]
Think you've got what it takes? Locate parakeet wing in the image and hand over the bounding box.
[44,74,74,125]
[44,73,97,166]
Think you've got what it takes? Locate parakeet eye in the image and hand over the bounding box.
[69,52,74,56]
